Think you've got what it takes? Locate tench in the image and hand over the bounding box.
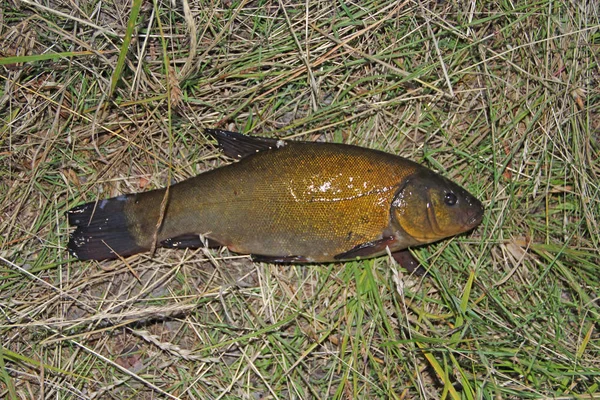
[67,129,484,271]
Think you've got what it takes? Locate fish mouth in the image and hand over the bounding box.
[463,200,485,230]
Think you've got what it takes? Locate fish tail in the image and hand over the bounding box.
[67,195,146,260]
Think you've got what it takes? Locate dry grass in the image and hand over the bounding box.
[1,0,599,398]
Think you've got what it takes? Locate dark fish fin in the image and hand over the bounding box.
[251,254,311,263]
[67,195,146,260]
[334,236,398,260]
[160,235,222,249]
[205,129,284,159]
[392,249,428,276]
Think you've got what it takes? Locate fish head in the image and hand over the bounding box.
[391,170,484,244]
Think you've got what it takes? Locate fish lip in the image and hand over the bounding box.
[464,202,485,229]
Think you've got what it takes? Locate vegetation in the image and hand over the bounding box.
[1,0,598,398]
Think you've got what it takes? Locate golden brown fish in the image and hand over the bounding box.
[67,129,483,271]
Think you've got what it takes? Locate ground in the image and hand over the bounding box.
[0,0,599,398]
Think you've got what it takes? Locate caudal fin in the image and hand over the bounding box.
[67,195,146,260]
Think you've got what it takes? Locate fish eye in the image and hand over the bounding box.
[444,192,458,206]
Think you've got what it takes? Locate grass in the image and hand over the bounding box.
[1,0,599,398]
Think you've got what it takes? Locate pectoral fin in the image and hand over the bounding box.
[334,238,428,276]
[205,129,284,159]
[334,236,398,260]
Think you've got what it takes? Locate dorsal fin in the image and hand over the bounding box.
[205,129,286,159]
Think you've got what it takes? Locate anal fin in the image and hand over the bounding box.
[160,235,222,249]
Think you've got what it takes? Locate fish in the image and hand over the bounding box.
[67,129,484,273]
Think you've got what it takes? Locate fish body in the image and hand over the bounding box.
[68,130,484,264]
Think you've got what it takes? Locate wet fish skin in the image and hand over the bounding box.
[67,130,484,265]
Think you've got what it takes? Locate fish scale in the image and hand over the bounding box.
[67,130,484,268]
